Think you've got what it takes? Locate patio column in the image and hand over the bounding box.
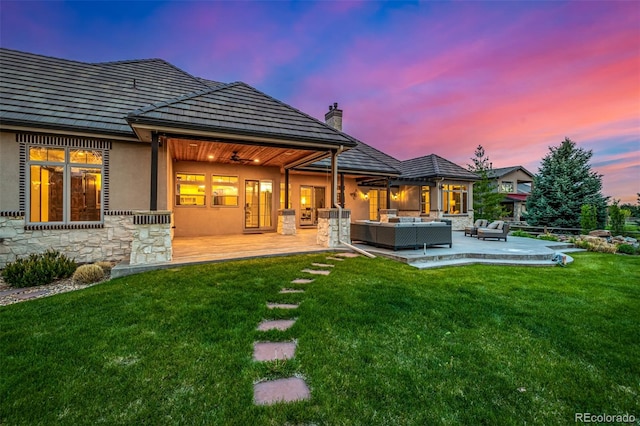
[150,132,158,211]
[284,168,290,209]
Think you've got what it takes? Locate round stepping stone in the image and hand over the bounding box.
[301,269,331,276]
[312,262,335,268]
[291,278,314,284]
[254,377,310,405]
[267,303,299,310]
[257,319,296,331]
[253,341,296,361]
[279,288,304,294]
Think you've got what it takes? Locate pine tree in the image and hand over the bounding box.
[525,138,608,228]
[468,145,507,221]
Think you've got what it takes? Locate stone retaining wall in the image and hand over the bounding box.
[0,212,134,268]
[0,210,173,268]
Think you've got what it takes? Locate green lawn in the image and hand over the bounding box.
[1,252,639,425]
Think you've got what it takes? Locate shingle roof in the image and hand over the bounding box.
[305,132,401,175]
[486,165,534,179]
[0,48,355,148]
[127,82,355,147]
[399,154,479,180]
[0,48,209,137]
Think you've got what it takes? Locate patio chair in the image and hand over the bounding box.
[477,221,510,241]
[464,219,488,237]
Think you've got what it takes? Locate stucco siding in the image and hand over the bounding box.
[0,132,20,211]
[109,142,153,210]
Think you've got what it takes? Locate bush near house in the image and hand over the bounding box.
[1,249,76,287]
[72,264,105,285]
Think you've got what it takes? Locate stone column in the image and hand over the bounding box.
[277,209,296,235]
[130,211,173,265]
[316,208,351,248]
[379,209,398,223]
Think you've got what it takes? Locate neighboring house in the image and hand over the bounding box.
[0,48,477,267]
[486,166,534,221]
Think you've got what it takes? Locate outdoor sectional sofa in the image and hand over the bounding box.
[477,221,510,241]
[351,218,452,250]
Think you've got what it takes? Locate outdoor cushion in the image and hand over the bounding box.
[487,220,504,230]
[473,219,484,227]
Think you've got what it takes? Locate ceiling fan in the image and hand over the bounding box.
[230,151,256,163]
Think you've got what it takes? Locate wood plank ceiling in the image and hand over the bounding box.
[168,137,321,168]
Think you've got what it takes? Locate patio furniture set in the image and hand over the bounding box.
[351,218,452,250]
[464,220,510,241]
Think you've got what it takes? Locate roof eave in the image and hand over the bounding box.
[0,119,140,141]
[127,118,357,150]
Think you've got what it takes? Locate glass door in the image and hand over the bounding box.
[245,179,273,230]
[368,189,388,221]
[300,186,325,226]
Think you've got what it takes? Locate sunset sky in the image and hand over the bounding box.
[1,1,638,203]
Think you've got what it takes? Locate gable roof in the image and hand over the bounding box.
[486,166,534,179]
[399,154,479,181]
[127,82,355,147]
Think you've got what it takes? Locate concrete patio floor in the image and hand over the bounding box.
[112,229,581,277]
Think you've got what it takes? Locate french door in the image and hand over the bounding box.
[300,186,326,226]
[244,179,273,230]
[368,189,388,220]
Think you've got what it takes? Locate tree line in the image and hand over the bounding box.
[468,138,636,234]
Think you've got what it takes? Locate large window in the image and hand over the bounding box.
[442,184,468,214]
[212,175,238,206]
[421,186,431,214]
[175,173,205,206]
[28,146,103,223]
[500,181,514,193]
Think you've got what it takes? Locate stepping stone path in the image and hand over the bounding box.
[253,341,297,361]
[279,288,304,294]
[253,254,359,406]
[257,319,296,331]
[254,377,310,406]
[301,269,331,276]
[267,303,299,310]
[335,252,360,258]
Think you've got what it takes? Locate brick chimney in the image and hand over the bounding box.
[324,102,343,131]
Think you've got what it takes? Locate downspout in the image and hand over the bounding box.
[332,146,375,258]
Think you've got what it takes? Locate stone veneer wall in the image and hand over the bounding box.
[441,213,474,231]
[0,210,173,268]
[129,211,173,265]
[277,209,296,235]
[379,209,397,223]
[0,211,135,268]
[317,209,351,248]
